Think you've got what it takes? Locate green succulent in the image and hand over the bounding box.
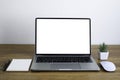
[99,43,108,52]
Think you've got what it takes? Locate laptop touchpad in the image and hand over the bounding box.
[51,63,81,70]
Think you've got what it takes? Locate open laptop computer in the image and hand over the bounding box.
[30,18,100,71]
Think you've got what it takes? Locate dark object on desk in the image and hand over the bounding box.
[0,59,11,71]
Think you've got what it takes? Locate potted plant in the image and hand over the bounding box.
[99,43,109,60]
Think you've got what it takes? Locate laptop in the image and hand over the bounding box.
[30,18,100,71]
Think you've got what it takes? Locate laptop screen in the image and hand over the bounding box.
[36,18,90,54]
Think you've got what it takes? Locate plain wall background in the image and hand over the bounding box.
[0,0,120,44]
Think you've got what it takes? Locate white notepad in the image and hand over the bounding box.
[6,59,32,71]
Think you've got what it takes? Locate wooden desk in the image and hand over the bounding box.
[0,44,120,80]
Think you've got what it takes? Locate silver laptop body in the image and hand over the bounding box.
[30,18,100,71]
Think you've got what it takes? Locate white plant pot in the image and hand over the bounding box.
[99,51,109,60]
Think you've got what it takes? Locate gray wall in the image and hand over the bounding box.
[0,0,120,44]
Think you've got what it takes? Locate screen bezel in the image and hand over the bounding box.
[35,18,91,56]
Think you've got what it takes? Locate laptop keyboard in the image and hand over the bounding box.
[36,57,92,63]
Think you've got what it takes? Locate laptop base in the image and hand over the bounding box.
[30,55,100,71]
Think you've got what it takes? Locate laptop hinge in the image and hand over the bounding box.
[36,54,91,57]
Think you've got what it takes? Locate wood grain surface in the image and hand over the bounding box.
[0,44,120,80]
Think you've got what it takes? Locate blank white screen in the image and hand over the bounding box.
[36,19,90,54]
